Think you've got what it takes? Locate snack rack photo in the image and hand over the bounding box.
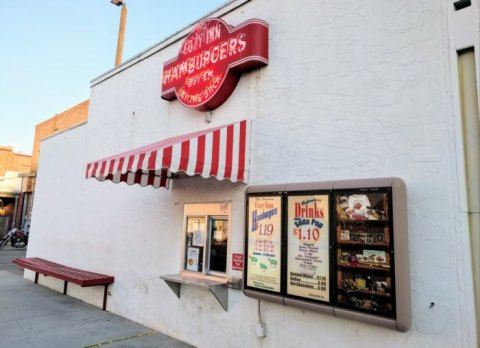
[334,189,395,318]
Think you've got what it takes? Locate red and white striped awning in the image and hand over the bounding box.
[85,120,249,189]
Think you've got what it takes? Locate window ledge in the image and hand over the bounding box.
[160,273,229,311]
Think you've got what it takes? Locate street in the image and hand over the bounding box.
[0,245,26,276]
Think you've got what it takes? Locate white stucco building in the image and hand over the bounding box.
[27,0,479,347]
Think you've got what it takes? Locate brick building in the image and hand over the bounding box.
[31,99,89,173]
[0,146,32,237]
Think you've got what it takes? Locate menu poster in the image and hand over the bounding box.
[246,195,282,293]
[287,194,330,302]
[192,231,204,247]
[186,247,200,272]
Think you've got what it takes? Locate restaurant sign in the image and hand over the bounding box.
[161,18,269,111]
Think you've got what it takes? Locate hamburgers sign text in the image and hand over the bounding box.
[161,18,269,111]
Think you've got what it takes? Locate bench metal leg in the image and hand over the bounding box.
[35,272,39,284]
[103,284,108,311]
[63,281,68,295]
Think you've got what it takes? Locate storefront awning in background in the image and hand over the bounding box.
[85,120,249,189]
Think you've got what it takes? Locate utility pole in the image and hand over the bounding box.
[111,0,128,67]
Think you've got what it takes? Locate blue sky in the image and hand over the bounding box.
[0,0,226,154]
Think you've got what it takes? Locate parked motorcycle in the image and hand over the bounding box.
[11,228,28,248]
[0,226,28,248]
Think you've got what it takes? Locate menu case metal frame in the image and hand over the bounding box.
[243,178,411,332]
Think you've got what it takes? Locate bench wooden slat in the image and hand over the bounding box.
[14,258,109,279]
[16,261,87,282]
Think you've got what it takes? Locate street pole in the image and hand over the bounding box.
[114,2,127,67]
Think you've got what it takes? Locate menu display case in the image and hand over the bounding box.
[334,189,395,318]
[243,177,411,331]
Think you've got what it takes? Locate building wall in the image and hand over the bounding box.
[31,99,89,173]
[0,146,31,198]
[28,1,478,347]
[0,146,32,230]
[0,146,31,178]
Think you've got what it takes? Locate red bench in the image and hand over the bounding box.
[13,257,114,311]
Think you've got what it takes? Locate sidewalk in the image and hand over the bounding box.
[0,265,193,348]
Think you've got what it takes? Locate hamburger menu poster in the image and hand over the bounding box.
[246,196,282,293]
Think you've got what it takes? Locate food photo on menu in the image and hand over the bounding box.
[336,193,388,221]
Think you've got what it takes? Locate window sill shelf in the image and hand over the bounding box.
[160,273,229,311]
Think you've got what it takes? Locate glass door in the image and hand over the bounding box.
[208,217,228,275]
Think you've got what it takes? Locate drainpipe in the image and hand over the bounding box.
[458,48,480,345]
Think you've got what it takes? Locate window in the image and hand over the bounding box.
[185,217,206,272]
[183,203,230,277]
[208,217,228,274]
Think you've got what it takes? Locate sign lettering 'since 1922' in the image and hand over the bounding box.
[161,18,269,111]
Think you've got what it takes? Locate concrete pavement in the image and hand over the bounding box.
[0,247,193,348]
[0,244,25,277]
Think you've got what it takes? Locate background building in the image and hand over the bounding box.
[31,99,89,173]
[15,99,91,235]
[0,146,31,237]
